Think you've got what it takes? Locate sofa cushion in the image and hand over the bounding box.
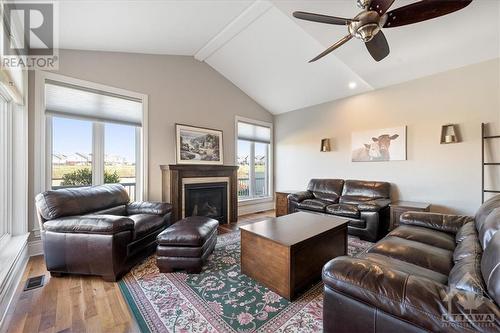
[449,256,486,295]
[341,180,391,199]
[367,236,454,275]
[307,179,344,203]
[475,194,500,233]
[127,202,172,216]
[297,198,331,212]
[456,222,476,243]
[481,231,500,305]
[91,204,127,216]
[325,204,360,218]
[129,214,166,240]
[358,253,449,284]
[477,207,500,249]
[453,234,482,262]
[35,184,129,220]
[338,195,372,205]
[389,225,456,251]
[43,215,134,235]
[157,216,218,247]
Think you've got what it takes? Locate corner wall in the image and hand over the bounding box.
[275,59,500,215]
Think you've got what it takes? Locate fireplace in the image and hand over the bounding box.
[184,182,228,223]
[161,164,238,224]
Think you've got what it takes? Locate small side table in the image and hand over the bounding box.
[390,201,431,231]
[275,191,297,217]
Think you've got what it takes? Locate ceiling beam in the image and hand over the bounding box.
[194,0,273,62]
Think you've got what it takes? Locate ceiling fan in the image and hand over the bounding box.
[293,0,473,62]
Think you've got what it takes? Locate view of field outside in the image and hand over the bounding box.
[237,140,268,198]
[51,118,137,197]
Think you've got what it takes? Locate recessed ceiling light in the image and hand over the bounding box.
[348,82,357,89]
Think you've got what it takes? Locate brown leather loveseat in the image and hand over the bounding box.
[288,179,391,241]
[35,184,172,281]
[322,195,500,332]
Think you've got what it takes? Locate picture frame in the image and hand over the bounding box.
[351,126,407,162]
[175,124,224,165]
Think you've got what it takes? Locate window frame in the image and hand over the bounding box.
[34,72,148,231]
[235,116,273,203]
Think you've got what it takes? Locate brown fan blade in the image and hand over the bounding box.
[368,0,396,15]
[309,35,353,63]
[384,0,472,28]
[365,31,390,61]
[293,11,356,25]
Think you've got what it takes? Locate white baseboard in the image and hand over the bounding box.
[28,240,43,257]
[238,201,274,216]
[0,239,29,332]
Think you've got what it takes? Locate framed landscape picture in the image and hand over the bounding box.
[175,124,224,165]
[351,126,407,162]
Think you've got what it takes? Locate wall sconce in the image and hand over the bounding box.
[440,124,461,144]
[320,138,331,152]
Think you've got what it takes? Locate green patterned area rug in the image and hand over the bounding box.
[119,231,372,333]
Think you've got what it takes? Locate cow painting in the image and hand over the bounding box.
[351,127,406,162]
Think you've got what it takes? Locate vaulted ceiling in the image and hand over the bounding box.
[59,0,500,114]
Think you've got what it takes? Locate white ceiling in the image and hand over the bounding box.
[58,0,500,114]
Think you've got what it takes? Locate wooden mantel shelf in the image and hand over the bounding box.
[160,164,239,223]
[160,164,238,171]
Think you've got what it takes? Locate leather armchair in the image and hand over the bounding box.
[322,194,500,333]
[35,184,172,281]
[288,179,391,241]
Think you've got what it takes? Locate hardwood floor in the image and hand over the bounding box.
[4,210,275,333]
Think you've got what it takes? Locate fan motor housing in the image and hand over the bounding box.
[348,10,382,42]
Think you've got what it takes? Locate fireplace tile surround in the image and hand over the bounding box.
[161,164,238,223]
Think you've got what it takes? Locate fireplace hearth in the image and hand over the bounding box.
[184,182,228,223]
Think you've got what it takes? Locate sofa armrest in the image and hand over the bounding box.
[357,198,391,212]
[323,256,500,332]
[399,211,473,234]
[127,201,172,215]
[287,191,313,203]
[43,215,134,235]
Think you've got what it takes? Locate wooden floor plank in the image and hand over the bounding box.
[4,210,275,333]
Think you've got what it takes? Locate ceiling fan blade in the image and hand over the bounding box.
[309,35,353,63]
[365,31,390,61]
[368,0,396,15]
[383,0,472,28]
[293,11,356,25]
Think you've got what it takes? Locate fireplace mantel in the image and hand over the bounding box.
[160,164,238,223]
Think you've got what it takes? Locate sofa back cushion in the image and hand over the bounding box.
[475,194,500,236]
[307,179,344,203]
[341,180,390,200]
[481,231,500,305]
[35,184,129,221]
[478,208,500,250]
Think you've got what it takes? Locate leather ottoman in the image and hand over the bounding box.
[156,216,219,273]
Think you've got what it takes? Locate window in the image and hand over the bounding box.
[236,119,272,200]
[45,79,144,200]
[51,117,92,189]
[105,123,138,200]
[0,96,12,243]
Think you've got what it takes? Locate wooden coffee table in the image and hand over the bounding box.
[240,212,348,300]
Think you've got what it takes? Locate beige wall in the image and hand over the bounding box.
[275,59,500,215]
[28,49,273,232]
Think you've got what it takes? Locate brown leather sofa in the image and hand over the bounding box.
[35,184,172,281]
[322,195,500,333]
[288,179,391,241]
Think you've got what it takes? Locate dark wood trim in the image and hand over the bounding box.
[160,164,238,223]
